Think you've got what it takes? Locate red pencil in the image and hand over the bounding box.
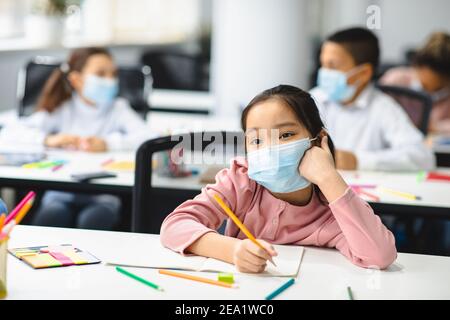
[427,172,450,182]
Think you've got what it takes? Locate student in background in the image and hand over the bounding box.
[161,85,397,273]
[1,47,154,230]
[310,27,435,171]
[381,32,450,134]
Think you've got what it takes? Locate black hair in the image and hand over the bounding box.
[413,32,450,79]
[326,27,380,70]
[37,47,112,113]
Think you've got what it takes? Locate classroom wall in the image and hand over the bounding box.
[209,0,312,118]
[0,43,195,112]
[316,0,450,62]
[1,0,449,114]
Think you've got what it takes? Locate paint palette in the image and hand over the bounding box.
[9,244,101,269]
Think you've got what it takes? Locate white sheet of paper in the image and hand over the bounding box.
[200,245,304,277]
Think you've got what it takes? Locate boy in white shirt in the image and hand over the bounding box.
[310,27,435,171]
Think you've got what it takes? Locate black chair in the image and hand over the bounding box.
[16,56,152,119]
[132,131,244,234]
[141,51,208,91]
[376,84,432,135]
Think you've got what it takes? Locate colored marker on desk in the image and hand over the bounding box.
[265,278,295,300]
[159,269,237,289]
[52,164,65,172]
[116,267,164,291]
[347,286,354,300]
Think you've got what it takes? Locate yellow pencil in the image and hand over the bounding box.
[212,194,277,267]
[159,269,237,288]
[0,213,5,233]
[379,187,421,201]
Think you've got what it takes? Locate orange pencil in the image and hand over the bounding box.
[212,194,277,267]
[0,213,6,233]
[158,269,237,288]
[14,200,34,225]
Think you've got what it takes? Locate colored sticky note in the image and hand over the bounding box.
[103,161,135,172]
[74,250,100,264]
[23,253,63,268]
[61,250,88,265]
[49,252,75,266]
[218,273,234,284]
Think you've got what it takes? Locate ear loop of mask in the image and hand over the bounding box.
[344,65,366,91]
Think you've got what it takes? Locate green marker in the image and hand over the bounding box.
[416,171,426,183]
[347,286,354,300]
[116,266,164,291]
[265,278,295,300]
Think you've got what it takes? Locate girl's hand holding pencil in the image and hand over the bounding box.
[212,194,278,273]
[233,238,277,273]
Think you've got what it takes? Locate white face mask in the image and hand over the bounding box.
[82,75,119,109]
[317,66,363,103]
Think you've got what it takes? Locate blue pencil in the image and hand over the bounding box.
[265,278,295,300]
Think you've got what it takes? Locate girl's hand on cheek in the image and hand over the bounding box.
[299,135,337,186]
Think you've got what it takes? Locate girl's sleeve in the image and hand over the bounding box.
[160,159,255,255]
[0,111,61,145]
[104,99,157,151]
[319,188,397,269]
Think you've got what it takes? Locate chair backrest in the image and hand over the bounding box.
[16,57,152,119]
[141,51,208,91]
[132,131,245,234]
[376,84,432,135]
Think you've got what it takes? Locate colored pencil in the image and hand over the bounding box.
[265,278,295,300]
[52,164,64,172]
[347,286,354,300]
[427,172,450,182]
[101,158,114,166]
[14,200,34,225]
[116,267,164,291]
[4,191,35,225]
[212,194,277,267]
[0,214,5,233]
[158,269,237,289]
[379,187,421,201]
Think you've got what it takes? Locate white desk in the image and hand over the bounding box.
[0,148,449,218]
[3,225,450,300]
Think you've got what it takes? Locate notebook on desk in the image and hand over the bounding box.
[105,243,304,277]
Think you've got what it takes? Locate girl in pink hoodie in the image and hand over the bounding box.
[161,85,397,273]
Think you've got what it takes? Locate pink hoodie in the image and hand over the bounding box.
[161,157,397,269]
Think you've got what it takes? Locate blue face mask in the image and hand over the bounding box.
[82,75,119,108]
[247,137,316,193]
[317,67,360,103]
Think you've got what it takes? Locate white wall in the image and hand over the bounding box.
[378,0,450,61]
[210,0,312,118]
[315,0,450,62]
